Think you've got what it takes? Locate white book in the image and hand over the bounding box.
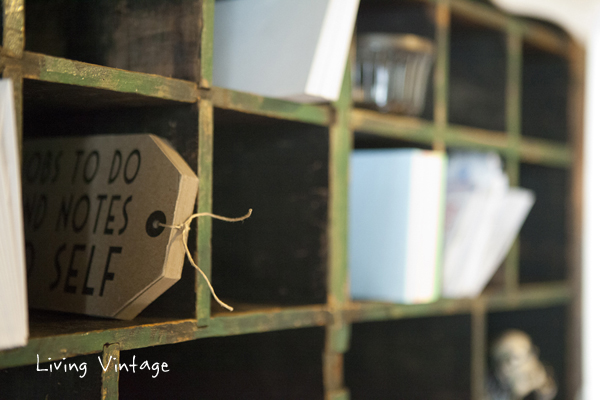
[213,0,360,103]
[0,79,28,350]
[349,149,446,304]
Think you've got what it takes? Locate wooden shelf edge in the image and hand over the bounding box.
[211,86,332,126]
[351,108,436,144]
[13,52,199,104]
[0,284,571,369]
[520,136,573,167]
[344,282,571,323]
[0,304,331,369]
[351,109,572,168]
[446,0,570,56]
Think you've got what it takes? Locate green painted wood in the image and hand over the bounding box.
[344,282,571,323]
[520,21,570,56]
[323,352,345,393]
[196,99,214,326]
[326,61,352,400]
[100,343,120,400]
[20,52,198,103]
[328,62,352,308]
[3,0,24,58]
[200,0,214,87]
[326,322,351,355]
[450,0,508,30]
[351,109,436,144]
[352,109,572,167]
[196,0,215,326]
[430,0,570,57]
[326,388,350,400]
[212,86,331,126]
[434,0,450,149]
[0,305,331,369]
[470,302,487,400]
[519,136,573,167]
[505,22,523,293]
[0,284,571,370]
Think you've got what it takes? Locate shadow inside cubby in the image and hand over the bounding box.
[519,163,568,283]
[521,42,569,143]
[25,0,202,80]
[354,0,435,121]
[449,15,506,132]
[345,315,472,400]
[211,109,329,305]
[0,353,101,400]
[488,306,567,400]
[23,79,199,320]
[353,132,433,150]
[119,327,325,400]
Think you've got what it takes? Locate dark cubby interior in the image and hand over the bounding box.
[212,109,329,305]
[488,306,567,400]
[519,163,568,283]
[0,354,101,400]
[353,131,433,150]
[354,0,435,121]
[25,0,201,80]
[356,0,436,39]
[23,79,199,319]
[449,16,506,131]
[521,43,569,142]
[119,327,325,400]
[345,315,472,400]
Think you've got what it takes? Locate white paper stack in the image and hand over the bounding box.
[213,0,360,103]
[349,149,447,304]
[0,79,28,350]
[443,152,535,298]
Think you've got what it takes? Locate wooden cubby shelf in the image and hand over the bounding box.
[0,284,569,370]
[0,0,583,398]
[19,52,199,104]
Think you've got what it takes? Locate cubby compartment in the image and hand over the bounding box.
[449,15,506,131]
[354,0,435,120]
[488,306,567,400]
[353,131,433,150]
[22,79,199,321]
[345,315,471,400]
[25,0,202,80]
[212,110,329,305]
[519,163,568,283]
[0,354,101,399]
[119,327,325,400]
[521,42,569,142]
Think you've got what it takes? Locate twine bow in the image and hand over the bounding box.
[160,209,252,311]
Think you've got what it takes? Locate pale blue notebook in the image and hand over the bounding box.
[349,149,446,304]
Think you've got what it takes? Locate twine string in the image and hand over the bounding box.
[159,209,253,312]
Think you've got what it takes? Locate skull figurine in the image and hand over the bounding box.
[486,330,556,400]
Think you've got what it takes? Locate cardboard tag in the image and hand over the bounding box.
[22,134,198,319]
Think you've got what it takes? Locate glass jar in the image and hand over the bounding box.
[353,34,434,116]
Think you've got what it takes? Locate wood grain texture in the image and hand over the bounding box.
[101,343,120,400]
[196,98,213,325]
[212,86,331,126]
[3,0,24,58]
[20,52,198,103]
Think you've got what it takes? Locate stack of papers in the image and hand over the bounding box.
[0,79,28,350]
[349,149,447,304]
[443,152,535,298]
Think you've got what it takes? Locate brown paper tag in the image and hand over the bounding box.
[22,134,198,319]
